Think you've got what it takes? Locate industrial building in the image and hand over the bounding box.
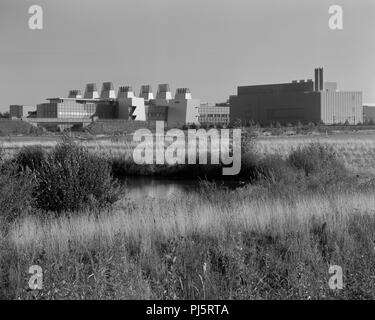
[199,103,230,126]
[24,82,199,130]
[229,68,363,125]
[144,85,200,126]
[363,103,375,124]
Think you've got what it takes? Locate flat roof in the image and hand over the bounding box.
[46,97,116,102]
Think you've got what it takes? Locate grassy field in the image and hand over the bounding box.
[3,187,375,299]
[1,133,375,299]
[2,131,375,173]
[256,133,375,174]
[0,119,42,136]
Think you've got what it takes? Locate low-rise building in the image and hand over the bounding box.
[146,85,200,126]
[363,103,375,124]
[199,103,230,126]
[9,105,35,118]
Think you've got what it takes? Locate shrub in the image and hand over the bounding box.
[255,154,301,186]
[288,143,346,177]
[0,169,34,223]
[33,141,121,213]
[15,145,46,171]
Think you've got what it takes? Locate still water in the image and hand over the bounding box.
[124,177,244,200]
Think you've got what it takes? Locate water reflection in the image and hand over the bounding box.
[125,177,198,199]
[124,177,243,200]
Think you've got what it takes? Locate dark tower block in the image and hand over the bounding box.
[314,68,320,92]
[319,68,324,91]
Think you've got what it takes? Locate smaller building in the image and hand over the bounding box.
[363,103,375,124]
[117,86,146,121]
[146,104,168,122]
[167,88,200,126]
[145,85,200,126]
[37,98,97,119]
[199,103,230,126]
[9,105,35,118]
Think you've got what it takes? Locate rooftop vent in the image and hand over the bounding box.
[119,86,133,93]
[100,82,116,99]
[156,84,172,100]
[68,90,82,98]
[84,83,99,99]
[175,88,192,100]
[139,85,154,100]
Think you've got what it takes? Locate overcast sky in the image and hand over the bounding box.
[0,0,374,111]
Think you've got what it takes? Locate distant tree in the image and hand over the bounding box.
[369,118,375,126]
[344,120,350,126]
[0,111,10,119]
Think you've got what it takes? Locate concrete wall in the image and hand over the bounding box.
[118,96,146,121]
[237,82,314,96]
[95,100,117,119]
[230,91,321,125]
[9,105,23,118]
[37,102,58,118]
[167,98,200,126]
[10,105,35,118]
[320,91,362,124]
[146,105,168,121]
[363,106,375,123]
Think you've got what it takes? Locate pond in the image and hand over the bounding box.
[124,177,245,199]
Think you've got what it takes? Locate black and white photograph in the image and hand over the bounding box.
[1,0,375,311]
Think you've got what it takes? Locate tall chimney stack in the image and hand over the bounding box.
[314,68,319,91]
[319,68,324,91]
[314,67,324,92]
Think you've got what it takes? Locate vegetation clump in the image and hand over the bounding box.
[33,141,121,213]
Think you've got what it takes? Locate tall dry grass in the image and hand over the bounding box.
[3,188,375,299]
[1,135,375,299]
[2,133,375,173]
[256,135,375,174]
